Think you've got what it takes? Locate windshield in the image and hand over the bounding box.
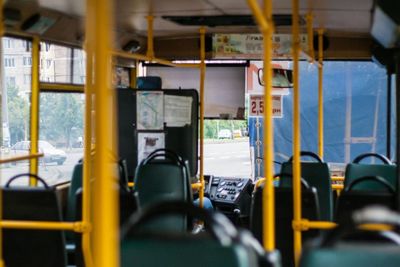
[39,141,55,150]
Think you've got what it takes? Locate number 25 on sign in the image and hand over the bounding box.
[249,95,283,118]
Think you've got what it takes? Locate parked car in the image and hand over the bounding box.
[217,129,232,139]
[233,130,242,138]
[10,140,67,165]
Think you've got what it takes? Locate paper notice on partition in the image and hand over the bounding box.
[164,95,193,127]
[137,91,164,130]
[137,132,165,164]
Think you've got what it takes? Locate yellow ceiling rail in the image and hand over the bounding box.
[199,27,206,208]
[0,153,44,164]
[0,220,90,232]
[89,0,119,266]
[112,50,200,68]
[40,82,84,93]
[291,0,302,264]
[317,29,325,158]
[29,37,40,186]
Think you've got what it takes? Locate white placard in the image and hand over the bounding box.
[164,95,193,127]
[249,95,283,118]
[137,132,165,164]
[137,91,164,130]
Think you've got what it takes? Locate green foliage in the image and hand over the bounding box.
[7,86,29,145]
[40,93,83,148]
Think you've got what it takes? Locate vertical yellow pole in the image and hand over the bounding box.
[199,27,206,208]
[292,0,302,264]
[262,0,275,251]
[146,16,155,59]
[318,29,324,158]
[89,0,119,267]
[0,0,5,265]
[306,14,315,62]
[29,37,40,186]
[81,2,95,266]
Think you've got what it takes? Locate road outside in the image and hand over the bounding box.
[0,139,252,185]
[204,138,251,178]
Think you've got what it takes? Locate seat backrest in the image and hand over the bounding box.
[121,238,258,267]
[280,162,333,221]
[2,187,67,267]
[250,186,320,267]
[344,164,397,190]
[66,162,83,222]
[74,189,139,267]
[335,191,396,222]
[300,245,400,267]
[134,155,192,232]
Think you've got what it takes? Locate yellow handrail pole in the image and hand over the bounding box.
[146,16,155,59]
[89,0,119,267]
[0,153,43,164]
[0,0,5,265]
[247,0,274,251]
[292,0,302,264]
[199,27,206,208]
[317,29,324,158]
[262,0,275,251]
[81,2,95,267]
[29,36,40,186]
[306,13,315,63]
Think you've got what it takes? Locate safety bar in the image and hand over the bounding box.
[40,83,84,93]
[112,50,201,68]
[293,219,394,232]
[331,176,345,182]
[247,0,275,252]
[0,220,90,232]
[0,153,44,164]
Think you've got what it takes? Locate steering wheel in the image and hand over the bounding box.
[352,153,392,165]
[345,175,395,193]
[5,173,49,188]
[288,151,323,163]
[122,201,237,246]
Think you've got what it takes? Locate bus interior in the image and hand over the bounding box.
[1,0,400,267]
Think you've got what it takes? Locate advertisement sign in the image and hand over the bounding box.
[213,33,308,59]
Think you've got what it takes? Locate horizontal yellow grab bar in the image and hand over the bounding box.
[191,182,203,190]
[40,83,84,93]
[112,50,201,68]
[331,176,345,182]
[0,220,90,232]
[332,184,344,190]
[0,153,44,164]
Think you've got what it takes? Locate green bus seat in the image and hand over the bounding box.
[251,179,320,267]
[280,152,333,221]
[300,245,400,267]
[133,149,192,232]
[121,201,275,267]
[335,176,396,222]
[301,206,400,267]
[2,174,67,267]
[344,164,397,190]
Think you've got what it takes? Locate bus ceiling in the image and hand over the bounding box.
[5,0,375,60]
